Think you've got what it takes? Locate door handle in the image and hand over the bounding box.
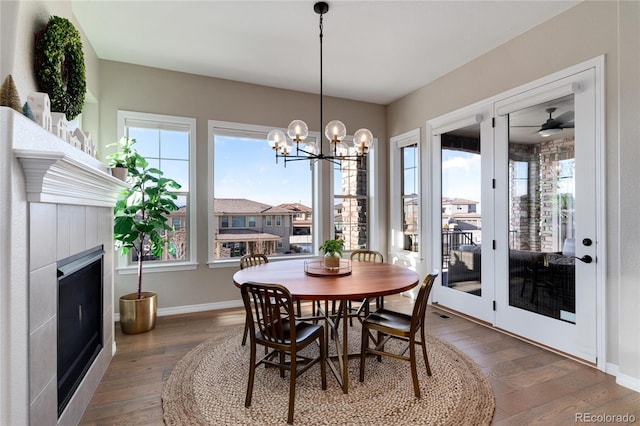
[575,255,593,264]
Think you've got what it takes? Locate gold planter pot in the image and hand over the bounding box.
[119,291,157,334]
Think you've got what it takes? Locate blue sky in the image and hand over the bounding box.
[442,149,481,205]
[214,135,312,207]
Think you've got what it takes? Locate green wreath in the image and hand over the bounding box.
[34,16,86,120]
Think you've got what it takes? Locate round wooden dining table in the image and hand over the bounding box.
[233,258,420,393]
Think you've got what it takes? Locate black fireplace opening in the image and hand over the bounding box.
[57,245,104,417]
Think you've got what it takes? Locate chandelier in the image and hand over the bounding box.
[267,1,374,166]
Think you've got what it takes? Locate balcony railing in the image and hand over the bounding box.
[442,230,476,268]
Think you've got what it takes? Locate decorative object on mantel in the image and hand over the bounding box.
[73,127,95,157]
[34,16,86,121]
[22,102,35,121]
[318,238,344,271]
[0,74,22,113]
[110,136,182,334]
[51,112,68,142]
[26,92,53,132]
[67,133,81,150]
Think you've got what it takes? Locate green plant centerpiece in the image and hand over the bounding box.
[319,238,344,270]
[108,137,181,334]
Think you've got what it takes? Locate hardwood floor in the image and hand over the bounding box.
[80,296,639,425]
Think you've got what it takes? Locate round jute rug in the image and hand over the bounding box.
[162,326,495,425]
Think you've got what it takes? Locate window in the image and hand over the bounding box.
[401,144,419,252]
[333,148,369,251]
[390,129,420,255]
[231,216,246,227]
[117,110,197,270]
[209,121,313,260]
[209,120,375,263]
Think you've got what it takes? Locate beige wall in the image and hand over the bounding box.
[0,0,100,138]
[387,1,639,386]
[97,60,387,312]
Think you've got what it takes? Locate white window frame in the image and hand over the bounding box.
[207,120,318,266]
[116,110,198,273]
[389,129,421,259]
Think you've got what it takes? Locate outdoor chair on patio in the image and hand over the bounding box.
[241,282,326,425]
[359,270,439,398]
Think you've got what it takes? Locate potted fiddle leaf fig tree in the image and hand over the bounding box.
[108,137,181,334]
[319,238,344,270]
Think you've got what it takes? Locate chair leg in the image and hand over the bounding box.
[409,337,421,398]
[359,324,368,382]
[241,314,249,346]
[287,354,297,425]
[319,332,327,390]
[420,327,432,376]
[245,338,257,407]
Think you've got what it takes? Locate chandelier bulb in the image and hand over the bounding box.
[287,120,309,143]
[354,128,373,152]
[325,120,346,144]
[267,129,287,150]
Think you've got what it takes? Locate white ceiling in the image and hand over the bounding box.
[72,0,581,105]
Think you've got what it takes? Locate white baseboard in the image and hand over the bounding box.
[616,371,640,392]
[605,362,640,393]
[113,299,243,322]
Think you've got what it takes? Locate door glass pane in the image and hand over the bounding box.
[402,145,418,252]
[441,123,482,296]
[507,94,576,323]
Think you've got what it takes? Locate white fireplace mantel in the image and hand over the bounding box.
[15,149,127,207]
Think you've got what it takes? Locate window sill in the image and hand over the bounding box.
[116,261,199,275]
[207,254,317,269]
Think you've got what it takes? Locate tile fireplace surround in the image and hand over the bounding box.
[0,107,126,425]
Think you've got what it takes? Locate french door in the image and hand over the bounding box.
[429,107,495,324]
[494,68,599,363]
[429,62,602,364]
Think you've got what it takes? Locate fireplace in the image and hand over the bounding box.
[1,107,127,425]
[57,246,104,416]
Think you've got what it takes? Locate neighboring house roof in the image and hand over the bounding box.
[442,197,478,205]
[213,198,277,214]
[276,202,312,213]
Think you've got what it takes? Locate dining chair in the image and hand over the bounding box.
[334,250,385,327]
[359,270,439,398]
[241,282,326,425]
[240,253,269,345]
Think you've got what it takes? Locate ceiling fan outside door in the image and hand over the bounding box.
[511,106,574,138]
